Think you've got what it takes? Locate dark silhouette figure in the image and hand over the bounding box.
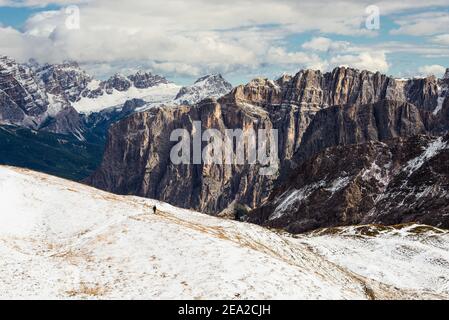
[152,206,157,214]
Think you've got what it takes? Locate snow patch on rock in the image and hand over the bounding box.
[271,181,326,220]
[403,137,448,177]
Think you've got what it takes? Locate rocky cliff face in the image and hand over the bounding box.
[295,100,427,164]
[248,134,449,233]
[85,99,278,213]
[224,67,443,152]
[87,66,448,216]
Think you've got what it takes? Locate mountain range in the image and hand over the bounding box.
[0,55,233,179]
[1,53,448,234]
[2,53,449,299]
[86,67,449,232]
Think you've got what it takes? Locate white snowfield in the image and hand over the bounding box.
[0,166,448,300]
[72,83,181,114]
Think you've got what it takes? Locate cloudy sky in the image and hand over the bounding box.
[0,0,448,85]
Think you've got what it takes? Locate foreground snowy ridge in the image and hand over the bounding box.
[0,166,448,300]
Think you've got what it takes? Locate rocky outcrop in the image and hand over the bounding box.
[128,71,169,89]
[102,74,132,93]
[248,134,449,233]
[224,67,443,149]
[0,56,49,124]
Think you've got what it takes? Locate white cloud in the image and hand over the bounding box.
[24,10,62,36]
[390,12,449,36]
[1,0,449,79]
[418,64,447,77]
[431,34,449,46]
[267,47,326,70]
[301,37,349,52]
[330,51,390,73]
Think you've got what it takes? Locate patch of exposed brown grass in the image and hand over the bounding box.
[66,282,107,297]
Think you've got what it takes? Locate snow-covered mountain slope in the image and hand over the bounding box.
[302,225,449,297]
[174,74,233,105]
[1,166,448,300]
[72,83,181,114]
[35,62,180,114]
[73,73,235,117]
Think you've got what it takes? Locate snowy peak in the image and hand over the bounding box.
[175,74,233,105]
[36,61,93,103]
[194,73,227,85]
[444,68,449,80]
[31,59,173,114]
[71,71,179,114]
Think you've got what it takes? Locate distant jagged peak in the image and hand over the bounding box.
[0,55,17,65]
[59,60,81,69]
[276,73,293,85]
[109,72,129,79]
[0,55,26,74]
[35,60,93,88]
[102,73,132,92]
[194,73,230,85]
[174,73,233,105]
[129,70,156,77]
[37,60,85,73]
[127,70,169,88]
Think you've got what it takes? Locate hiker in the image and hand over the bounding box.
[152,205,157,214]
